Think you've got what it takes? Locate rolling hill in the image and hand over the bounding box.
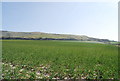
[0,30,115,43]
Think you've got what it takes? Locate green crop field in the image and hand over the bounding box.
[2,40,118,79]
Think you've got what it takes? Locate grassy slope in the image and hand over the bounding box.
[1,31,88,39]
[2,31,116,44]
[2,40,118,79]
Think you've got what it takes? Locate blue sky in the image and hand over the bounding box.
[2,2,118,41]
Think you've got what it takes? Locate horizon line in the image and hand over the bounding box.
[0,30,117,41]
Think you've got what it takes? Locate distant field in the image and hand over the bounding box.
[2,40,118,79]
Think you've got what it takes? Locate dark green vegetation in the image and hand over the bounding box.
[2,40,118,79]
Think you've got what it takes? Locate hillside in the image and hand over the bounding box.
[0,30,115,43]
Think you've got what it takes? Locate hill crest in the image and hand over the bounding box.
[0,30,115,43]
